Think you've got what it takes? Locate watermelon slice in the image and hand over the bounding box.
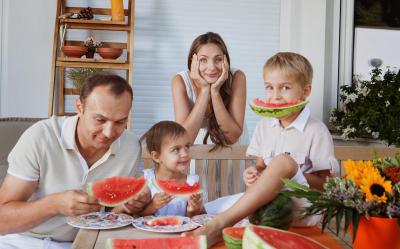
[223,227,245,249]
[105,236,207,249]
[86,177,147,207]
[152,179,202,197]
[243,225,328,249]
[249,98,308,118]
[146,216,184,226]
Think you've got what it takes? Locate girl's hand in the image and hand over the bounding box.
[189,54,209,89]
[150,192,173,210]
[187,193,204,216]
[243,166,261,187]
[211,55,229,93]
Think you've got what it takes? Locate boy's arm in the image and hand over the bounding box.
[303,170,331,191]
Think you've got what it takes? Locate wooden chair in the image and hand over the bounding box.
[141,144,399,202]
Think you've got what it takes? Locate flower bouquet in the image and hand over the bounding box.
[281,154,400,244]
[83,36,102,58]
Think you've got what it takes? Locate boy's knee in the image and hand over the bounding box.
[270,154,298,177]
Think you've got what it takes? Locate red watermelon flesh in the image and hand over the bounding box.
[253,99,300,108]
[146,216,184,226]
[105,236,207,249]
[87,177,147,207]
[153,179,202,196]
[223,227,245,240]
[246,226,328,249]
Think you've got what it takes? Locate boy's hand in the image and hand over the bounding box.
[150,192,173,210]
[187,193,204,216]
[190,54,209,89]
[243,166,261,187]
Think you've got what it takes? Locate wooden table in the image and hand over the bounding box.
[71,225,352,249]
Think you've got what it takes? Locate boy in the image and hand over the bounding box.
[185,52,338,246]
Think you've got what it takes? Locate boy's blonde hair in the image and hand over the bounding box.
[263,52,313,86]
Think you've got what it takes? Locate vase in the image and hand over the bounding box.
[85,49,95,59]
[351,216,400,249]
[110,0,124,22]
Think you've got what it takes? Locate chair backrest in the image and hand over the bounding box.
[141,144,399,202]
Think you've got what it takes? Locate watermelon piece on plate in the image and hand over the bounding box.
[86,177,147,207]
[152,179,202,197]
[145,216,184,227]
[105,236,207,249]
[249,98,308,118]
[243,225,328,249]
[223,227,245,249]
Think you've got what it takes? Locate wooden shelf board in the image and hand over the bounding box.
[63,22,130,31]
[64,88,80,95]
[58,57,127,64]
[61,18,127,26]
[56,61,130,70]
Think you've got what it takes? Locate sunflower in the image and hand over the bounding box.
[343,160,379,186]
[359,171,392,203]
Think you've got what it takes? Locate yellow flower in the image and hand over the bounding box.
[359,171,392,203]
[343,160,379,186]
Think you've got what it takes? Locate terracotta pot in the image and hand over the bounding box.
[110,0,124,22]
[61,45,86,58]
[97,47,123,60]
[350,216,400,249]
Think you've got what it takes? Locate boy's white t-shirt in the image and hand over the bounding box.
[143,168,199,216]
[246,106,339,175]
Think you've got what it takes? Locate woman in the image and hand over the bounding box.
[171,32,247,151]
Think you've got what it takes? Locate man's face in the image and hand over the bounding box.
[76,85,132,150]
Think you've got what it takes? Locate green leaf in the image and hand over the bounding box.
[335,207,344,236]
[322,207,335,232]
[352,211,361,242]
[343,208,352,234]
[281,178,314,192]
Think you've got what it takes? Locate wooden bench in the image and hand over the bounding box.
[142,144,399,202]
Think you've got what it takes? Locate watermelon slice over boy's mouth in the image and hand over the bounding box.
[153,179,202,197]
[86,177,147,207]
[249,98,308,118]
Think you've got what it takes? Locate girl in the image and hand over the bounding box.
[140,121,204,217]
[171,32,248,150]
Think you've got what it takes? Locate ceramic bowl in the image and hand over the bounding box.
[97,47,123,60]
[61,45,87,58]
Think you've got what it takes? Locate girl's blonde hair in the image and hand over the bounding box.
[263,52,313,86]
[141,120,187,155]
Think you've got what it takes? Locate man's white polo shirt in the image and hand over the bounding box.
[7,115,141,242]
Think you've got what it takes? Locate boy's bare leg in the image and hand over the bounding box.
[183,154,298,247]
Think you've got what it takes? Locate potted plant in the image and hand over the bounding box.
[330,67,400,146]
[83,36,102,58]
[66,68,107,89]
[282,155,400,249]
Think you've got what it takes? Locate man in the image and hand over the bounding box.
[0,74,149,248]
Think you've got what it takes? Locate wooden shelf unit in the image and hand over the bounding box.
[49,0,135,117]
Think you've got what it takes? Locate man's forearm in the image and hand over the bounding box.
[0,195,58,234]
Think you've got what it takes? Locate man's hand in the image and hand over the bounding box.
[115,187,152,214]
[243,166,261,187]
[54,190,101,216]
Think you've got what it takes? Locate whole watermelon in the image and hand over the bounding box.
[249,193,293,230]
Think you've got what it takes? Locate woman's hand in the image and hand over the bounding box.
[211,55,229,93]
[189,54,209,90]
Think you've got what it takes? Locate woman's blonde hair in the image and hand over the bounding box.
[263,52,313,86]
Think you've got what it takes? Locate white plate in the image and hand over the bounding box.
[67,212,133,230]
[191,214,250,227]
[132,216,199,233]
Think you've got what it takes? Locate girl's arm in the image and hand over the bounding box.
[211,70,246,144]
[139,192,173,216]
[171,74,210,143]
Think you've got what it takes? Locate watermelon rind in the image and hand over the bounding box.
[249,99,308,118]
[222,227,244,249]
[152,179,202,197]
[86,177,147,207]
[105,235,207,249]
[243,225,329,249]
